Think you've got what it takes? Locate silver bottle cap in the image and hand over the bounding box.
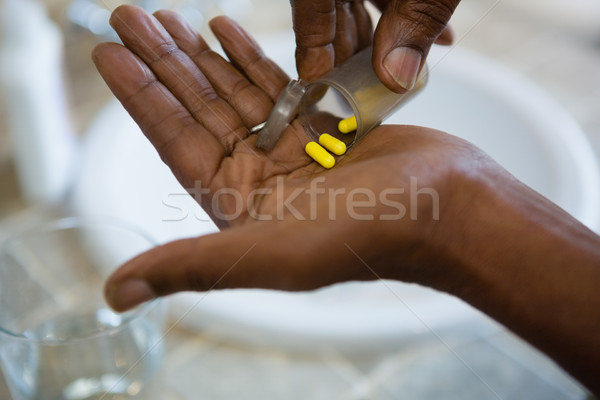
[256,79,307,151]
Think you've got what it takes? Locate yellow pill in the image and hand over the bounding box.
[319,133,346,156]
[305,142,335,169]
[338,116,357,134]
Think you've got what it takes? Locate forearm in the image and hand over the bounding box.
[435,169,600,394]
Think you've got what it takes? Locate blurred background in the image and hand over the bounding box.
[1,0,599,398]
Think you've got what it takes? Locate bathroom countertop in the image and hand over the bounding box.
[1,0,599,398]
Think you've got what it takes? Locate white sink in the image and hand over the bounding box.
[72,33,600,352]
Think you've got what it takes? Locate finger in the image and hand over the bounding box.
[434,25,454,45]
[208,16,290,102]
[333,0,359,66]
[352,0,374,50]
[92,42,223,189]
[153,10,273,129]
[153,12,308,169]
[369,0,389,10]
[372,0,460,92]
[292,0,336,82]
[104,220,371,312]
[109,5,247,153]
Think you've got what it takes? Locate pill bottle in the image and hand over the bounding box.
[298,46,428,149]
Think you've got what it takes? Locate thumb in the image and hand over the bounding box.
[372,0,460,92]
[103,222,364,312]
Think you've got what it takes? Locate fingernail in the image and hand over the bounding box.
[383,47,422,91]
[106,279,155,311]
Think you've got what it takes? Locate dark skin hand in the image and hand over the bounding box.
[94,6,600,395]
[291,0,460,91]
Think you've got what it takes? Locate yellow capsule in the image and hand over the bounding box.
[338,116,357,134]
[319,133,346,156]
[305,142,335,169]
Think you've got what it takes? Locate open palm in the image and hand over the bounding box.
[94,5,485,311]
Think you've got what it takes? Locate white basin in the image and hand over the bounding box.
[72,33,600,352]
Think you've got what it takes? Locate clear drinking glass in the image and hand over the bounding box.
[0,218,166,400]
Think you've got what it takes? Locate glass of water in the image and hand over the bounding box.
[0,218,167,400]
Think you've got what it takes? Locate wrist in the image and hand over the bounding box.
[425,162,600,395]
